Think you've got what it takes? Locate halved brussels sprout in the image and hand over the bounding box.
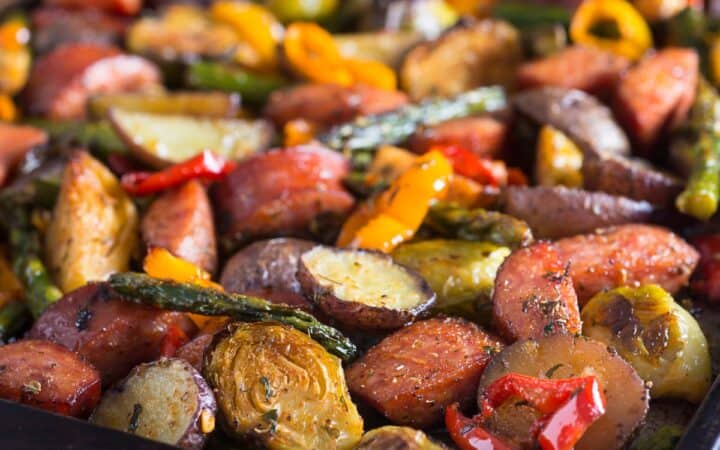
[203,322,363,450]
[581,285,711,403]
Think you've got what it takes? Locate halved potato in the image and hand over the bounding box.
[298,246,435,330]
[355,426,447,450]
[203,322,363,450]
[478,334,649,450]
[90,358,216,450]
[89,91,241,119]
[109,108,273,168]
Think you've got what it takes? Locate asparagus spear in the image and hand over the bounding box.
[187,62,288,105]
[0,300,31,342]
[26,119,126,161]
[319,86,507,153]
[108,272,358,361]
[676,78,720,220]
[424,202,533,249]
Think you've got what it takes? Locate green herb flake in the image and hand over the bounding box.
[260,376,274,401]
[22,380,41,395]
[262,409,279,434]
[545,363,564,378]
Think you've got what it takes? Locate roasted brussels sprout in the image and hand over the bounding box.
[581,285,711,403]
[355,426,447,450]
[392,239,509,323]
[203,322,363,450]
[45,151,138,292]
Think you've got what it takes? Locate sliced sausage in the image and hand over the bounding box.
[220,238,316,311]
[23,43,161,120]
[555,224,700,305]
[513,87,630,158]
[407,116,507,158]
[43,0,142,15]
[0,340,101,418]
[213,145,355,244]
[492,242,580,342]
[614,48,698,151]
[0,123,48,186]
[142,180,217,274]
[32,7,130,55]
[28,283,198,386]
[517,45,631,97]
[502,186,655,239]
[263,83,408,128]
[345,317,503,428]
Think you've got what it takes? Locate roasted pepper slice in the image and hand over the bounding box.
[0,13,30,95]
[284,22,352,85]
[570,0,652,61]
[446,403,512,450]
[535,125,583,188]
[432,144,507,186]
[283,119,318,147]
[344,57,397,91]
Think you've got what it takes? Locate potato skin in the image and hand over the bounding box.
[0,339,101,418]
[213,145,354,244]
[204,322,363,450]
[264,83,408,128]
[478,335,649,450]
[502,186,655,239]
[355,426,447,450]
[45,150,138,293]
[346,317,503,428]
[28,283,197,386]
[407,117,507,159]
[492,242,581,342]
[23,43,160,119]
[220,238,316,311]
[142,180,217,274]
[555,224,700,305]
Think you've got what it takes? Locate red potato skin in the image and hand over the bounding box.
[345,317,503,428]
[0,340,101,418]
[263,83,408,128]
[23,43,161,120]
[555,224,700,305]
[492,242,581,342]
[43,0,142,15]
[213,145,355,243]
[407,116,507,158]
[28,283,198,387]
[0,123,48,186]
[142,180,218,274]
[614,48,699,151]
[517,45,631,97]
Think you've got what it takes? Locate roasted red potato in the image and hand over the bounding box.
[0,339,101,418]
[23,43,161,119]
[220,238,316,311]
[43,0,141,15]
[0,123,48,186]
[141,180,217,274]
[346,317,503,428]
[28,283,198,386]
[407,116,507,158]
[492,242,580,341]
[32,7,130,55]
[213,145,355,244]
[517,45,631,97]
[263,83,408,128]
[502,186,655,239]
[175,318,230,372]
[614,48,699,151]
[555,224,700,305]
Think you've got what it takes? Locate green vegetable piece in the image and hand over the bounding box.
[491,2,571,29]
[27,119,126,160]
[187,62,288,105]
[630,425,684,450]
[0,300,31,342]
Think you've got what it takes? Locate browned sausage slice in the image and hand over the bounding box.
[0,123,48,186]
[345,317,503,428]
[44,0,142,15]
[517,45,630,97]
[28,283,197,386]
[0,339,101,417]
[32,7,130,55]
[407,116,507,158]
[492,242,581,342]
[555,224,700,305]
[614,48,698,151]
[142,180,217,274]
[263,83,408,128]
[23,43,161,119]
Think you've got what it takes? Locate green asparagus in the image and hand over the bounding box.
[187,61,288,105]
[319,86,507,153]
[27,119,126,160]
[0,300,31,342]
[108,272,358,361]
[424,202,533,249]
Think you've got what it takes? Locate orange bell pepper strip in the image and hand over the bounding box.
[337,150,452,252]
[284,22,352,86]
[283,118,318,147]
[344,57,397,91]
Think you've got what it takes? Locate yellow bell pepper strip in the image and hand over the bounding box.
[0,94,18,122]
[535,125,584,188]
[210,1,283,72]
[444,0,496,16]
[0,14,30,95]
[711,37,720,87]
[267,0,339,22]
[283,119,318,147]
[344,57,397,91]
[284,22,352,86]
[337,150,452,252]
[570,0,652,61]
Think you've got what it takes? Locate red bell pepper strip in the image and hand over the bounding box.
[430,144,507,187]
[121,150,237,196]
[159,324,190,358]
[690,234,720,302]
[445,403,513,450]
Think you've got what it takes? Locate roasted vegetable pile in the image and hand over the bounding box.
[3,1,720,450]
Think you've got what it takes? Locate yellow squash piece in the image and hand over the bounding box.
[535,124,584,188]
[570,0,652,61]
